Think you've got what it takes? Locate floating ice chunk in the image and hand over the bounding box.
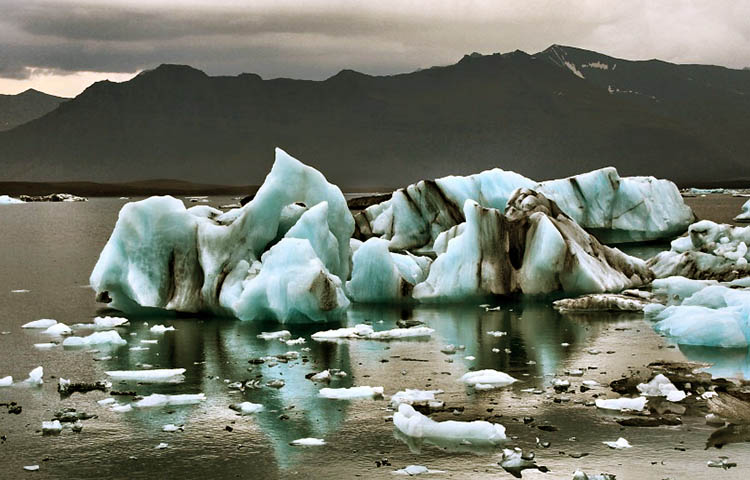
[285,337,306,345]
[33,343,56,349]
[25,366,43,385]
[229,402,264,415]
[149,324,175,333]
[637,374,687,402]
[22,319,57,329]
[459,370,517,390]
[42,420,62,435]
[319,386,384,400]
[155,442,168,449]
[93,316,129,328]
[105,368,186,383]
[553,292,653,312]
[97,398,116,406]
[43,323,72,335]
[573,471,616,480]
[312,324,433,341]
[0,195,24,204]
[393,465,444,475]
[290,438,326,446]
[487,331,507,337]
[140,339,158,344]
[134,393,206,407]
[257,330,291,341]
[63,330,127,347]
[735,199,750,222]
[11,289,30,293]
[129,346,149,351]
[311,370,332,382]
[390,389,444,408]
[162,424,182,432]
[393,404,506,444]
[110,403,133,413]
[0,376,12,386]
[23,465,40,471]
[595,397,647,411]
[603,437,631,449]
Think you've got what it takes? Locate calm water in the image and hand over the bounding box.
[1,198,748,479]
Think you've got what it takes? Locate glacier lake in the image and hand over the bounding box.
[1,196,749,479]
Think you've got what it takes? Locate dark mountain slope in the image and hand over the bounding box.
[0,89,68,131]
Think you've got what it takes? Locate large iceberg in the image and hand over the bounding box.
[735,199,750,223]
[413,189,653,300]
[0,195,24,204]
[354,166,692,250]
[646,277,750,348]
[91,148,353,323]
[648,220,750,281]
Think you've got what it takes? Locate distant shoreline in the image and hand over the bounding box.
[0,178,748,197]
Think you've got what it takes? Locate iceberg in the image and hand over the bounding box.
[553,291,654,312]
[25,366,43,385]
[636,374,687,402]
[393,404,506,444]
[256,330,291,341]
[393,465,444,475]
[290,438,326,446]
[319,386,384,399]
[229,402,264,415]
[390,389,444,409]
[648,221,750,281]
[735,199,750,222]
[63,330,127,347]
[105,368,186,383]
[0,195,24,204]
[22,319,58,329]
[73,316,130,329]
[43,322,72,335]
[413,190,652,300]
[602,437,632,449]
[41,420,62,435]
[149,324,175,333]
[354,166,692,250]
[595,396,647,411]
[0,376,12,387]
[134,393,206,407]
[459,370,517,390]
[311,324,433,341]
[90,148,354,323]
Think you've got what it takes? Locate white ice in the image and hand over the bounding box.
[43,323,72,335]
[162,424,182,432]
[149,324,175,333]
[0,195,24,204]
[734,199,750,222]
[105,368,186,383]
[390,389,444,408]
[595,397,647,411]
[257,330,291,340]
[603,437,632,449]
[311,370,332,382]
[290,438,326,446]
[311,324,433,341]
[22,319,57,329]
[42,420,62,434]
[459,370,517,390]
[0,376,12,387]
[319,386,384,400]
[134,393,206,407]
[393,465,444,475]
[25,366,43,385]
[63,330,127,347]
[230,402,264,415]
[33,343,56,349]
[637,374,687,402]
[393,404,506,444]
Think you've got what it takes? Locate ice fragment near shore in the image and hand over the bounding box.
[393,404,506,444]
[257,330,291,340]
[459,370,517,390]
[90,148,354,322]
[390,389,444,408]
[43,323,71,335]
[0,195,24,204]
[393,465,444,475]
[312,324,433,341]
[22,319,57,329]
[63,330,127,347]
[735,199,750,222]
[290,438,326,446]
[319,386,384,399]
[105,368,186,383]
[134,393,206,407]
[229,402,264,415]
[149,324,175,333]
[0,376,12,386]
[595,396,647,411]
[603,437,631,449]
[25,366,43,385]
[637,374,687,402]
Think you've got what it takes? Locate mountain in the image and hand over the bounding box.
[0,89,68,131]
[1,46,748,188]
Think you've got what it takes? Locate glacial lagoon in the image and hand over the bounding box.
[1,196,750,479]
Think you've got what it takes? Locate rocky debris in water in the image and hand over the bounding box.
[41,420,62,435]
[617,415,682,427]
[2,402,22,415]
[71,422,84,433]
[707,457,737,469]
[110,390,137,397]
[53,408,97,423]
[57,379,111,397]
[18,193,87,202]
[498,448,549,478]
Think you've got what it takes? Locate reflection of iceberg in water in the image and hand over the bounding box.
[678,345,750,379]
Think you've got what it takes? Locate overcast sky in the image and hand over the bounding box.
[1,0,749,97]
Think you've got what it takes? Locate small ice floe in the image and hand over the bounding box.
[149,324,175,334]
[285,337,306,345]
[553,292,653,313]
[110,403,133,413]
[390,389,444,409]
[498,448,549,477]
[129,346,149,351]
[487,331,507,337]
[63,331,127,347]
[735,199,750,222]
[43,323,72,335]
[257,330,291,340]
[23,465,40,471]
[393,465,444,475]
[393,404,506,444]
[97,398,116,406]
[134,393,206,408]
[41,420,62,435]
[25,366,43,385]
[602,437,631,449]
[266,379,285,389]
[319,386,384,400]
[572,471,616,480]
[0,376,12,387]
[582,380,599,387]
[312,324,433,341]
[162,424,183,432]
[105,368,186,383]
[22,319,58,329]
[290,438,325,446]
[155,442,168,449]
[74,316,130,329]
[459,370,517,390]
[140,339,158,344]
[464,356,475,361]
[310,370,332,382]
[33,343,57,349]
[707,457,737,469]
[595,396,647,411]
[11,289,30,293]
[637,374,687,402]
[229,402,264,415]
